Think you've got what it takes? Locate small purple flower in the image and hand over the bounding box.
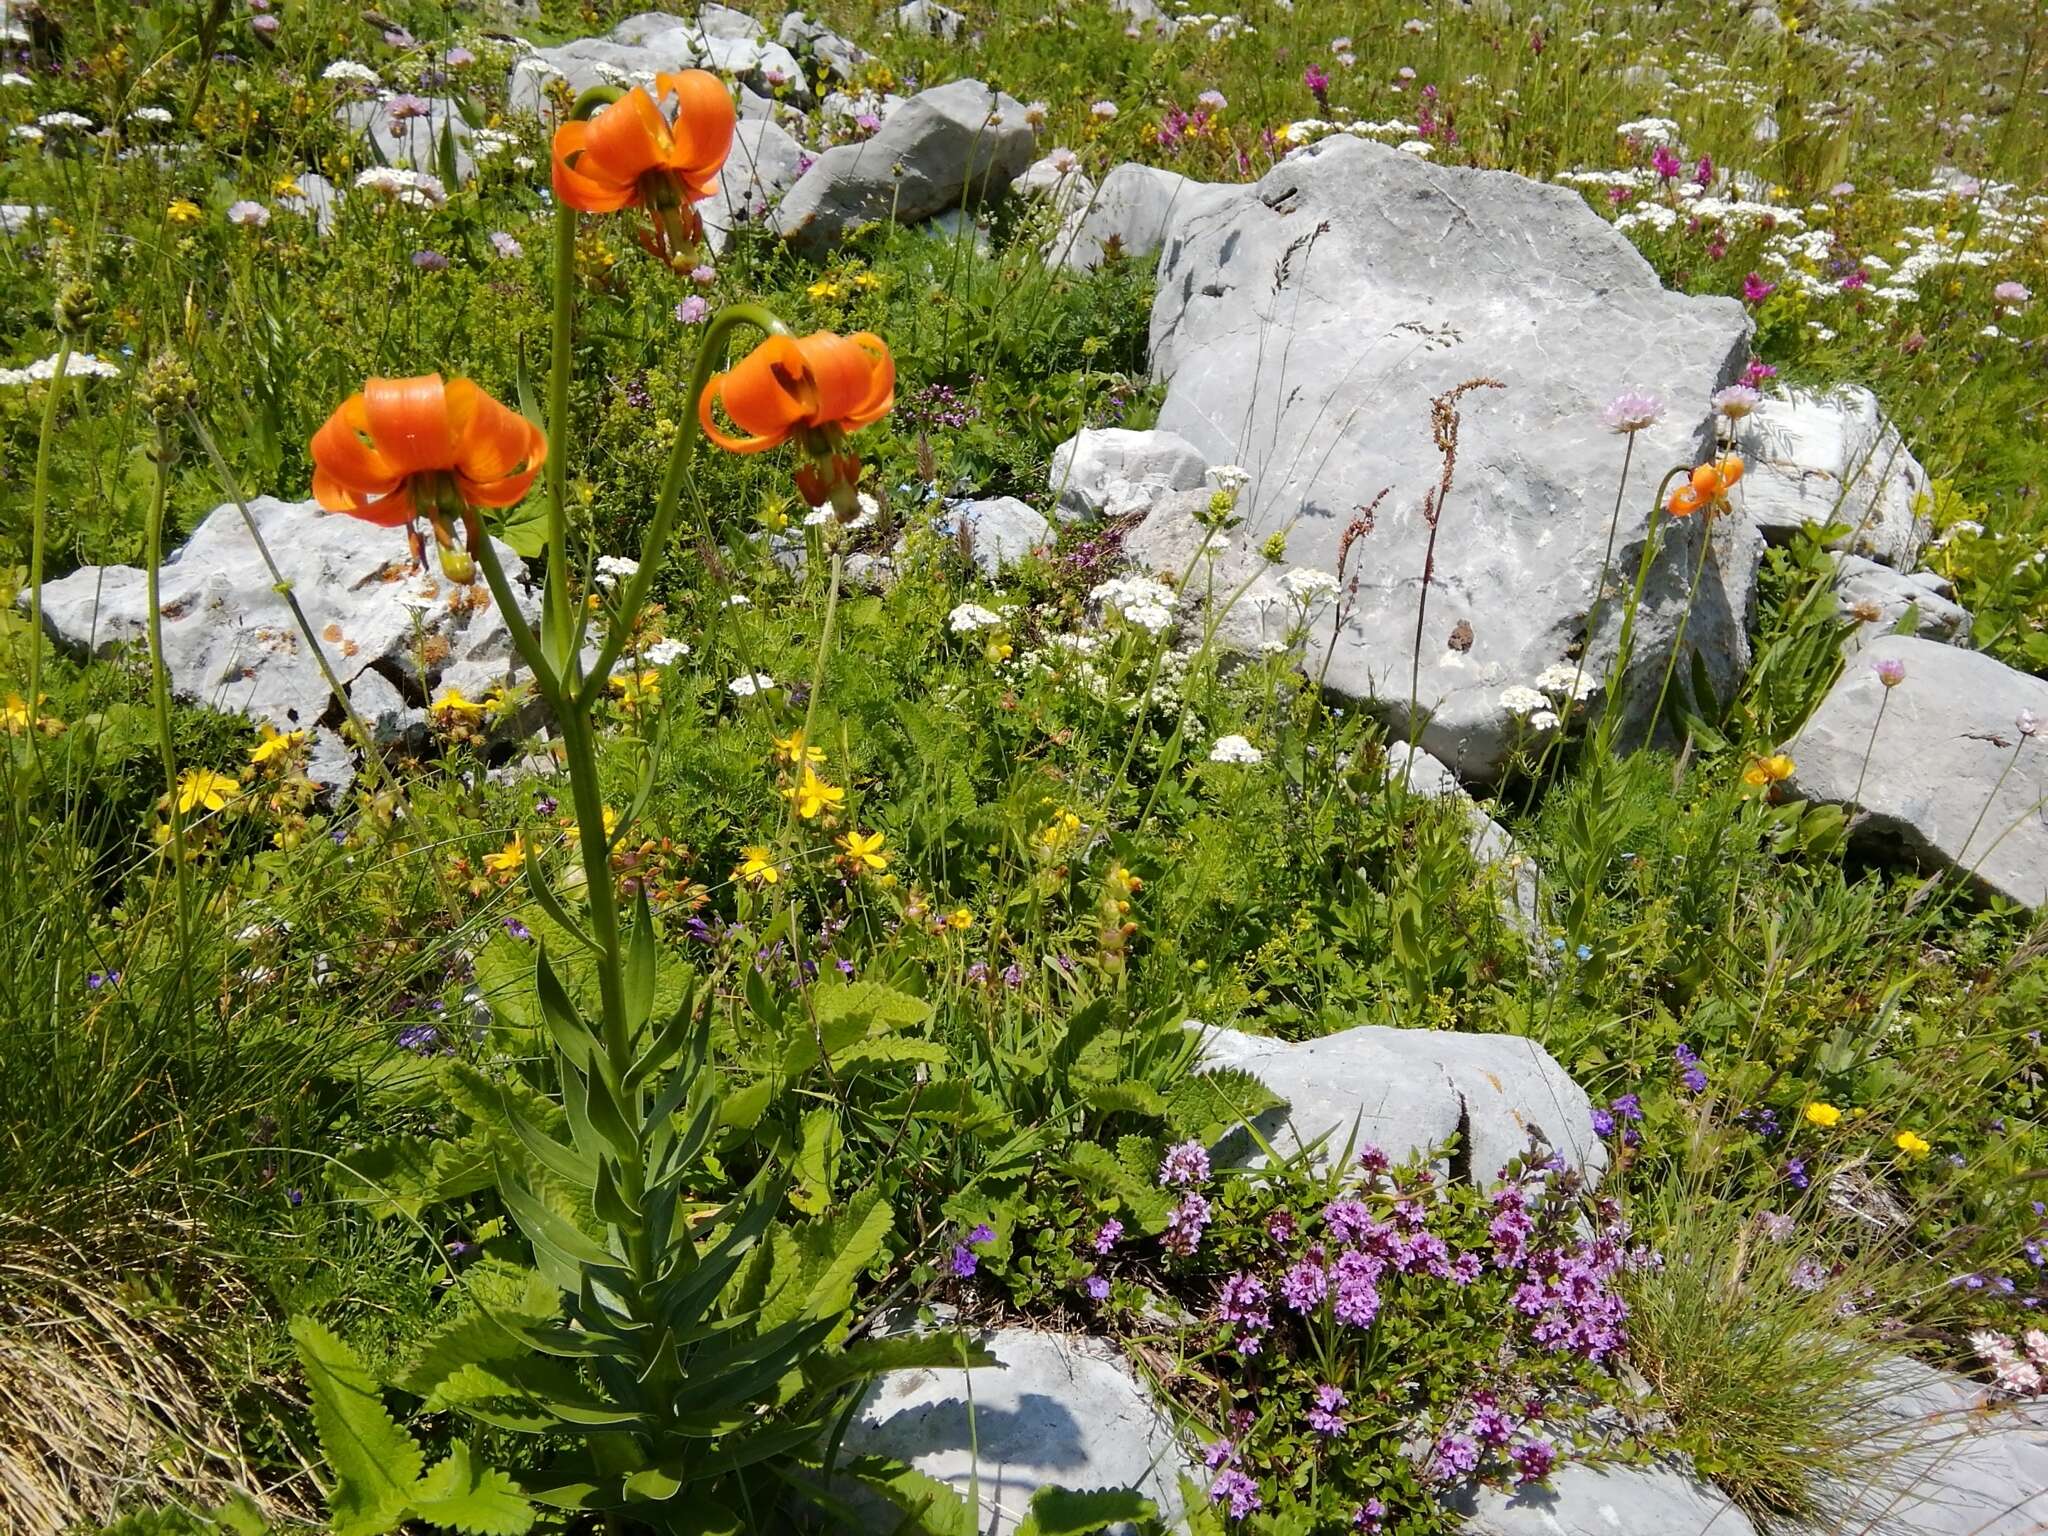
[1840,269,1869,291]
[1093,1218,1124,1254]
[949,1243,978,1278]
[1591,1106,1616,1137]
[1428,1432,1480,1483]
[1694,153,1714,187]
[1742,271,1778,305]
[1674,1043,1708,1095]
[446,46,475,67]
[251,12,279,35]
[1451,1251,1485,1285]
[87,970,121,990]
[1216,1271,1271,1328]
[286,1186,304,1206]
[1084,1272,1110,1301]
[1353,1499,1386,1531]
[1872,654,1906,688]
[533,793,557,816]
[1610,1093,1643,1123]
[1789,1257,1827,1292]
[1785,1157,1810,1191]
[1356,1143,1390,1176]
[503,917,531,941]
[489,230,523,259]
[1159,1139,1210,1188]
[384,92,432,126]
[1002,962,1024,987]
[1995,280,2032,305]
[1208,1468,1261,1519]
[1281,1258,1328,1311]
[1512,1439,1558,1484]
[1306,1382,1348,1436]
[398,1023,443,1054]
[675,295,709,325]
[1164,1192,1211,1256]
[1651,144,1683,179]
[1470,1402,1516,1446]
[1267,1208,1296,1243]
[967,1223,995,1246]
[1333,1250,1382,1327]
[411,249,449,271]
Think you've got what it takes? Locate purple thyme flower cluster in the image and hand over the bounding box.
[1427,1393,1558,1488]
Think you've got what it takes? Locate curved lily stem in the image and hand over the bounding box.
[545,199,577,647]
[471,529,559,702]
[579,302,789,705]
[22,342,71,732]
[145,427,193,996]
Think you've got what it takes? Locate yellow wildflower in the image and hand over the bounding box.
[166,198,203,224]
[1894,1130,1931,1158]
[850,271,883,291]
[986,637,1014,664]
[434,686,486,718]
[483,834,526,876]
[773,729,825,766]
[838,827,888,873]
[1803,1101,1842,1128]
[945,907,974,931]
[1742,753,1795,788]
[249,722,305,766]
[273,176,302,199]
[3,693,31,733]
[1039,807,1082,850]
[564,805,621,843]
[175,767,239,815]
[806,277,843,300]
[786,765,845,820]
[738,844,780,885]
[609,669,661,708]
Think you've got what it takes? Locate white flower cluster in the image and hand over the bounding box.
[38,110,93,131]
[1208,733,1264,765]
[1499,684,1549,717]
[129,106,175,125]
[947,602,1004,633]
[1615,116,1682,145]
[593,554,640,590]
[1090,575,1177,636]
[321,59,382,86]
[471,128,518,160]
[1275,116,1416,148]
[1534,661,1596,701]
[353,166,447,208]
[1277,567,1340,607]
[0,352,122,386]
[641,637,690,666]
[728,673,776,697]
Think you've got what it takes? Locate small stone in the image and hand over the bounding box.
[1048,427,1208,520]
[1737,385,1931,567]
[935,497,1052,576]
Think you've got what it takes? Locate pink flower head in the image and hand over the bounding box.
[1873,655,1907,688]
[1742,271,1777,305]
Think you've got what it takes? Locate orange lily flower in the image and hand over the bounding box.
[698,330,894,516]
[310,375,546,576]
[551,70,734,267]
[1666,454,1744,518]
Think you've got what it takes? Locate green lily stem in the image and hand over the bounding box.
[798,548,846,756]
[145,428,193,987]
[546,200,577,649]
[21,341,71,732]
[579,302,789,705]
[472,528,559,700]
[1590,466,1689,760]
[1645,503,1722,749]
[186,408,397,798]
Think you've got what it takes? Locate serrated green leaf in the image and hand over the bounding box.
[332,1134,492,1222]
[1166,1067,1284,1142]
[1015,1485,1157,1536]
[812,978,932,1031]
[410,1442,536,1536]
[1082,1082,1167,1118]
[829,1456,978,1536]
[801,1191,893,1319]
[789,1107,842,1216]
[289,1316,422,1536]
[803,1330,998,1393]
[835,1038,951,1072]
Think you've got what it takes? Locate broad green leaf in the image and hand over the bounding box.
[789,1107,842,1215]
[410,1442,536,1536]
[828,1457,978,1536]
[812,978,932,1031]
[1015,1486,1158,1536]
[332,1135,491,1221]
[623,889,657,1031]
[289,1316,421,1536]
[800,1190,893,1319]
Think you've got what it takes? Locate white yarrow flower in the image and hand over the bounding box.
[1209,733,1263,764]
[948,602,1004,633]
[1499,684,1549,716]
[728,673,776,697]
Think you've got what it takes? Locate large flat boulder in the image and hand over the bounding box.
[772,79,1036,259]
[508,12,802,119]
[1195,1020,1605,1186]
[702,116,806,251]
[1145,135,1755,781]
[1046,161,1235,273]
[1783,637,2048,907]
[31,498,540,783]
[1735,384,1930,567]
[836,1327,1194,1535]
[1449,1459,1757,1535]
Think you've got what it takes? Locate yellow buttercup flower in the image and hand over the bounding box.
[838,827,888,873]
[945,907,974,931]
[564,806,621,843]
[850,271,883,291]
[806,278,844,300]
[786,765,845,820]
[1803,1101,1842,1128]
[166,198,203,224]
[773,729,825,766]
[175,767,239,815]
[249,722,305,766]
[1895,1130,1931,1158]
[273,176,302,199]
[609,669,661,708]
[986,637,1013,664]
[483,834,525,876]
[3,693,32,733]
[738,844,779,885]
[1742,753,1795,788]
[434,687,486,718]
